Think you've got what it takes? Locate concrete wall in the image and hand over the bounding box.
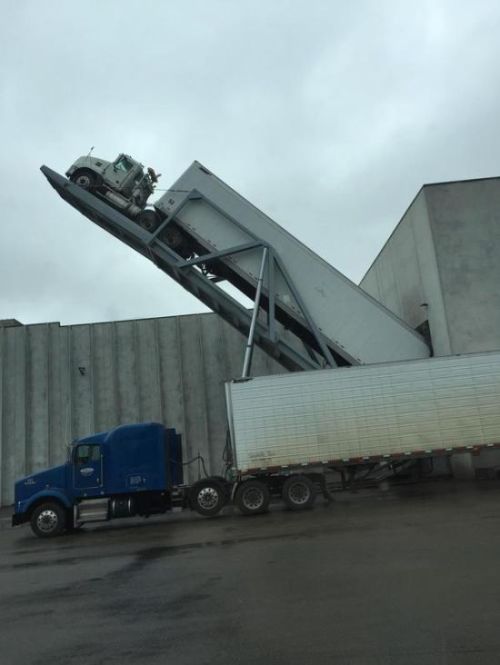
[360,177,500,357]
[425,179,500,354]
[0,313,287,506]
[359,189,452,356]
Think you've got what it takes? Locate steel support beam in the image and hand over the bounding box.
[242,247,268,378]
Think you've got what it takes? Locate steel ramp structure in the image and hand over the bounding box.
[41,162,429,372]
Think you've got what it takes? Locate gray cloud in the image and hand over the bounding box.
[1,0,500,325]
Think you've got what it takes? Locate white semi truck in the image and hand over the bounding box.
[65,152,162,232]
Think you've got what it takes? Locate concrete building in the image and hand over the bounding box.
[1,176,499,505]
[360,177,500,357]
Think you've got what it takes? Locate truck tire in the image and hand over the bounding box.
[190,479,226,517]
[235,480,270,516]
[282,475,316,510]
[137,209,161,233]
[70,169,97,191]
[30,502,66,538]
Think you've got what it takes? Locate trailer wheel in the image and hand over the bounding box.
[137,209,161,233]
[190,480,226,517]
[70,169,97,191]
[282,475,316,510]
[235,480,270,516]
[30,502,66,538]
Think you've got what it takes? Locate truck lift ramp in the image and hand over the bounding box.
[41,162,429,373]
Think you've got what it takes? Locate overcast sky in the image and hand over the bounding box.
[1,1,499,327]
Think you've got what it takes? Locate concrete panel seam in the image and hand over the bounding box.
[423,186,454,354]
[175,316,189,457]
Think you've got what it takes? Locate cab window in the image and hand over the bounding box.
[114,156,133,173]
[75,445,101,464]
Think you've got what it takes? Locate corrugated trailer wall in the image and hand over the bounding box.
[0,313,286,506]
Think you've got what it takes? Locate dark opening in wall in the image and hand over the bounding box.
[416,319,433,355]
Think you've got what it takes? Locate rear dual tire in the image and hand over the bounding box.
[282,475,317,510]
[234,475,316,515]
[190,479,228,517]
[235,480,270,516]
[137,209,161,233]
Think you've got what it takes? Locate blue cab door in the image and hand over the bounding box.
[73,444,103,491]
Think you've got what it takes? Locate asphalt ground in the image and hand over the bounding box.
[1,480,500,665]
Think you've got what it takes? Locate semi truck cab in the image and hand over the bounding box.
[12,423,186,537]
[65,153,162,231]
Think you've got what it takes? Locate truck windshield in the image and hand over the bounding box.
[115,156,133,173]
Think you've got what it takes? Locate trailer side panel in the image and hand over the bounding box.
[226,352,500,472]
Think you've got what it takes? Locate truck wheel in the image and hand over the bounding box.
[30,502,66,538]
[70,169,97,191]
[190,480,226,517]
[282,475,316,510]
[138,209,161,233]
[235,480,270,516]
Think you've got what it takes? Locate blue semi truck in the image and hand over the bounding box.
[12,422,239,538]
[12,419,325,538]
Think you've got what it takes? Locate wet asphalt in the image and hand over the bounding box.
[1,480,500,665]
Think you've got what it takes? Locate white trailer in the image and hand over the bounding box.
[222,351,500,511]
[155,162,430,366]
